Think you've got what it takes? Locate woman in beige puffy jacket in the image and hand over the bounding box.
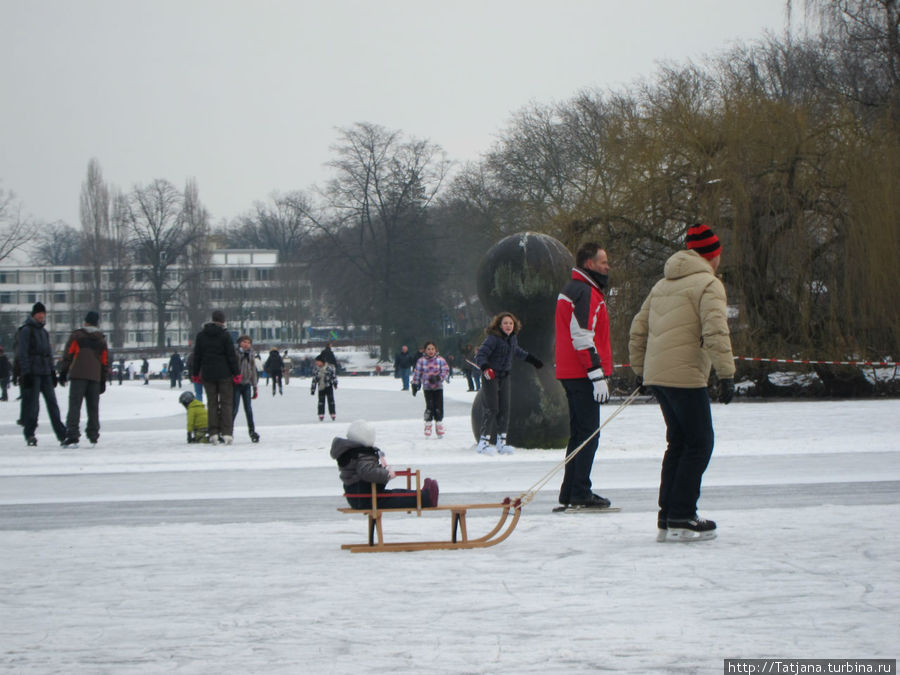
[628,224,735,543]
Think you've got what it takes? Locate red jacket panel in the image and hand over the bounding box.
[555,268,613,379]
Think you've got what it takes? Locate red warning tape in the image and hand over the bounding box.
[614,357,898,368]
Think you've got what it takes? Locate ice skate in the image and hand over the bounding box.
[330,413,336,421]
[61,437,80,449]
[208,434,221,445]
[249,431,260,443]
[435,422,445,437]
[666,514,717,542]
[476,435,495,455]
[222,435,233,445]
[318,415,324,421]
[26,436,37,446]
[424,422,433,437]
[496,433,513,455]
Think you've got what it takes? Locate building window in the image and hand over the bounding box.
[53,292,67,303]
[208,269,223,282]
[256,268,272,282]
[0,272,14,284]
[26,293,39,304]
[0,292,12,303]
[53,271,66,283]
[230,268,250,282]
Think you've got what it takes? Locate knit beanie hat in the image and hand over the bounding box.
[347,420,376,448]
[84,310,100,326]
[31,302,46,316]
[686,223,721,260]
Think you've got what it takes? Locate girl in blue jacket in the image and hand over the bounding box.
[474,312,542,455]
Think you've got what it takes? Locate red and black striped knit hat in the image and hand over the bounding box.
[685,223,721,260]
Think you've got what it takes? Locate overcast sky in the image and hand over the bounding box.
[1,0,791,229]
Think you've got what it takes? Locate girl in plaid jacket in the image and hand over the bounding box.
[411,341,449,437]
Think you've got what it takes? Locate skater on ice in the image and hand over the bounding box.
[473,311,543,455]
[310,356,338,421]
[16,302,67,446]
[628,223,735,542]
[331,419,439,509]
[264,348,284,396]
[411,341,449,437]
[191,309,240,445]
[554,243,614,510]
[232,335,260,443]
[58,310,109,448]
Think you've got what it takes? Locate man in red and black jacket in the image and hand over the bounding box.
[554,243,614,510]
[59,310,109,447]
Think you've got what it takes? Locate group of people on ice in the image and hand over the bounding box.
[335,223,735,543]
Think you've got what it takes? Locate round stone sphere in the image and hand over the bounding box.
[471,232,573,448]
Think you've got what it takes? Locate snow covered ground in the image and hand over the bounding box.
[1,374,898,674]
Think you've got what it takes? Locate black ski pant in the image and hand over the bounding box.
[423,389,444,422]
[270,372,283,395]
[65,378,101,442]
[203,378,234,437]
[343,481,435,509]
[317,386,335,417]
[558,378,600,505]
[20,374,66,441]
[652,385,714,522]
[479,373,510,440]
[232,383,256,433]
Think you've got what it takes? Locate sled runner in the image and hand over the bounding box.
[337,469,522,553]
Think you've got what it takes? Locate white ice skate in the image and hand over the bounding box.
[476,436,495,455]
[496,433,513,455]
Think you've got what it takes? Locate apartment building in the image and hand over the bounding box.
[0,249,312,352]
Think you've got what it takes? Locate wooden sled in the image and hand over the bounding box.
[337,469,522,553]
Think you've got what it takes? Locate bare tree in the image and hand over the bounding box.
[179,178,212,341]
[30,221,82,265]
[0,184,36,263]
[79,158,110,310]
[302,123,451,356]
[105,188,133,349]
[126,179,206,348]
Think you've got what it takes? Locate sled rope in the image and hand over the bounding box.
[516,387,642,508]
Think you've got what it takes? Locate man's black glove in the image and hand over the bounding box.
[525,354,543,369]
[58,371,68,387]
[411,383,420,397]
[635,375,646,395]
[718,378,735,404]
[20,373,35,389]
[51,370,58,387]
[100,379,106,394]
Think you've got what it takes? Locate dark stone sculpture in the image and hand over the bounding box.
[470,232,573,448]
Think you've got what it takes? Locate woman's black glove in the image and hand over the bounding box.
[525,354,543,369]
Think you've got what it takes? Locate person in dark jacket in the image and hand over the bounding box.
[17,302,67,446]
[168,352,184,389]
[393,345,415,390]
[0,346,10,401]
[191,309,240,444]
[263,348,284,396]
[317,343,338,369]
[473,312,542,456]
[59,311,109,447]
[140,358,149,385]
[330,420,438,509]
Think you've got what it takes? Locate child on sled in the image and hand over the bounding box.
[331,420,439,509]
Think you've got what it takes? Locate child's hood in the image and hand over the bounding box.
[330,437,375,460]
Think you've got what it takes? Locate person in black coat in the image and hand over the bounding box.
[0,346,10,401]
[263,348,284,396]
[168,352,184,389]
[17,302,67,445]
[191,310,240,444]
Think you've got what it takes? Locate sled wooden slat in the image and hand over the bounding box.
[337,469,522,552]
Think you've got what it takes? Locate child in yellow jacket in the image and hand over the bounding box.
[179,391,209,443]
